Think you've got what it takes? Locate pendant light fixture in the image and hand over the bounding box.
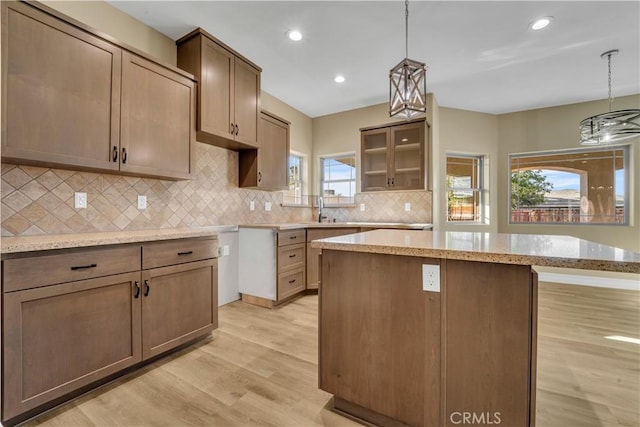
[579,49,640,145]
[389,0,427,119]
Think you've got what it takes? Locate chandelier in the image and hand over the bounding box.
[389,0,427,119]
[579,50,640,145]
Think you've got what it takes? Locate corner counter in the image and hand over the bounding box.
[314,230,640,427]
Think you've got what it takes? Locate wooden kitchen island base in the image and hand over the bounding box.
[319,250,537,427]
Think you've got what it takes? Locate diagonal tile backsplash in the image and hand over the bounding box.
[2,143,433,236]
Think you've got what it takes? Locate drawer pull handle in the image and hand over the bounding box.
[134,281,141,299]
[178,251,193,256]
[289,236,297,239]
[288,254,296,258]
[144,280,150,297]
[288,279,296,284]
[70,263,97,270]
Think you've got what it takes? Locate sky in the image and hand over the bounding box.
[541,169,625,197]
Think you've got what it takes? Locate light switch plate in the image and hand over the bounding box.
[422,264,440,292]
[405,202,411,211]
[265,202,272,211]
[250,201,255,211]
[137,195,147,209]
[360,203,366,211]
[74,192,87,209]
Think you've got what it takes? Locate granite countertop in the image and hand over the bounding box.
[240,222,434,231]
[311,229,640,273]
[1,225,238,254]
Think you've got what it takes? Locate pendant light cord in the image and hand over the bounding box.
[405,0,409,58]
[607,52,612,112]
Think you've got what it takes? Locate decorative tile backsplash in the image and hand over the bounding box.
[1,144,311,236]
[1,143,433,236]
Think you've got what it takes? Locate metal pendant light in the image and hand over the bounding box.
[579,49,640,145]
[389,0,427,119]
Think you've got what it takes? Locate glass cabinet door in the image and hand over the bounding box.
[361,128,390,191]
[390,122,424,190]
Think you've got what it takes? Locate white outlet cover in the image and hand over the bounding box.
[405,202,411,211]
[223,245,230,256]
[74,192,87,209]
[265,202,272,211]
[360,203,365,211]
[250,201,255,211]
[137,195,147,209]
[422,264,441,292]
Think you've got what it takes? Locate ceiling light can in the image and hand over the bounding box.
[287,30,302,41]
[530,16,553,30]
[334,75,345,83]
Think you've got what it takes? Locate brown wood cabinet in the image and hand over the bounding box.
[2,237,218,424]
[239,110,290,190]
[276,229,305,300]
[306,227,360,289]
[361,119,426,191]
[177,28,261,151]
[1,1,195,180]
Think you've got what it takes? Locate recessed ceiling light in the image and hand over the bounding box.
[287,30,302,41]
[530,16,553,30]
[334,75,345,83]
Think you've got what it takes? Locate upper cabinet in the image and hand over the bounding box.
[177,28,262,151]
[239,110,290,190]
[0,1,196,180]
[361,119,427,192]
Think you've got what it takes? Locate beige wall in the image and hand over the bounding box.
[498,94,640,251]
[41,0,177,65]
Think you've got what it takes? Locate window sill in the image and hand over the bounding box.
[280,203,312,208]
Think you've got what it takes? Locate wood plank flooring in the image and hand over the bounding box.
[23,282,640,427]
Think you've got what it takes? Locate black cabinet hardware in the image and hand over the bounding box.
[143,279,150,297]
[134,281,140,298]
[177,251,193,256]
[122,147,127,164]
[112,146,118,162]
[70,263,97,270]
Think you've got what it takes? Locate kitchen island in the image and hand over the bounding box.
[312,230,640,427]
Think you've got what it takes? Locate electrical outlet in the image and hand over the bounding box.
[360,203,366,211]
[265,202,272,211]
[223,245,230,256]
[137,195,147,209]
[250,201,255,211]
[405,202,411,212]
[422,264,440,292]
[74,192,87,209]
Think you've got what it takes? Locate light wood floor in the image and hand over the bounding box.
[24,282,640,427]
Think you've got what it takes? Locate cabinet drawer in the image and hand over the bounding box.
[307,227,360,242]
[278,229,306,246]
[2,246,141,292]
[142,238,217,270]
[277,269,305,301]
[277,243,305,272]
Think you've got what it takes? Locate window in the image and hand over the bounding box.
[283,154,304,205]
[509,146,629,224]
[446,155,484,222]
[320,154,356,205]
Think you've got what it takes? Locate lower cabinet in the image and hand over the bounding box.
[306,228,360,289]
[142,259,218,359]
[1,237,218,424]
[2,272,143,420]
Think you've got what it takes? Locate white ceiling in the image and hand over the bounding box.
[108,1,640,118]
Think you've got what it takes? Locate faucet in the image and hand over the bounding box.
[318,196,325,223]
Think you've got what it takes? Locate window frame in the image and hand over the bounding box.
[319,152,357,206]
[283,152,305,206]
[445,153,486,224]
[508,145,630,226]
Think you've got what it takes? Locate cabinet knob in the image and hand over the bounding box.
[112,146,118,162]
[144,279,150,297]
[134,281,141,299]
[122,147,127,164]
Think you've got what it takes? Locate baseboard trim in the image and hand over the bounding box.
[538,272,640,291]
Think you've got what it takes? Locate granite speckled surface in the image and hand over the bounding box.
[240,222,433,231]
[1,225,237,254]
[311,229,640,273]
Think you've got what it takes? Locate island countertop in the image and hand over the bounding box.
[311,229,640,273]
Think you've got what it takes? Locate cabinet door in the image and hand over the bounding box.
[390,122,424,190]
[233,58,260,147]
[258,112,289,190]
[1,2,121,172]
[141,259,217,360]
[120,52,194,180]
[200,37,234,140]
[361,128,390,191]
[306,242,321,290]
[2,272,142,421]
